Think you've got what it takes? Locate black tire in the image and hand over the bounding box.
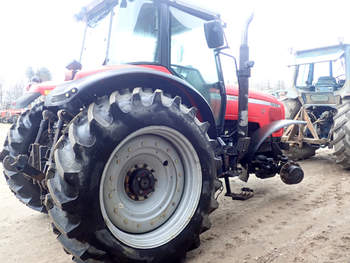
[333,101,350,169]
[282,98,301,120]
[283,143,316,161]
[46,88,222,263]
[2,103,47,212]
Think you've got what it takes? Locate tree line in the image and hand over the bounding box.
[0,67,52,110]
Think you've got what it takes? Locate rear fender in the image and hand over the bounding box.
[245,120,306,160]
[44,67,217,138]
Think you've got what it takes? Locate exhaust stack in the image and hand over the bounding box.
[237,14,254,139]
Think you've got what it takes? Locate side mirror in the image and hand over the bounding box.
[66,60,82,71]
[65,60,82,81]
[204,20,224,49]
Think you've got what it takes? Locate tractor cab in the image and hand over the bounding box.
[289,44,350,104]
[76,0,225,125]
[283,44,350,165]
[71,0,286,136]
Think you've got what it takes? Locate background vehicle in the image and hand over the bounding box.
[282,44,350,166]
[0,110,6,122]
[0,109,21,123]
[0,0,304,262]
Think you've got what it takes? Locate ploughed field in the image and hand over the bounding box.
[1,123,350,263]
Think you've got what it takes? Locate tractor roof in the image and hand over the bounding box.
[292,44,350,65]
[77,0,220,25]
[162,0,220,21]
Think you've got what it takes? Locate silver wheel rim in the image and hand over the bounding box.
[100,126,202,249]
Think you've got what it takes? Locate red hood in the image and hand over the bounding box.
[226,85,280,104]
[224,84,285,138]
[28,81,59,95]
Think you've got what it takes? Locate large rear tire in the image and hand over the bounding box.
[2,103,47,212]
[282,98,301,120]
[46,88,221,262]
[333,101,350,169]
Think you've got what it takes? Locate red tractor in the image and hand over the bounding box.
[0,1,304,262]
[0,110,6,122]
[0,109,21,123]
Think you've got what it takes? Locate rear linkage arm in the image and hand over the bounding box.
[2,109,74,189]
[217,137,254,201]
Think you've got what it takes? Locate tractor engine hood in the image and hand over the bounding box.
[224,85,285,137]
[13,81,58,109]
[226,85,281,106]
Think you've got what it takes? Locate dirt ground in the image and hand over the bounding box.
[1,123,350,263]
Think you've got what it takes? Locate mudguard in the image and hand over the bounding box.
[12,92,41,109]
[245,119,306,159]
[45,67,218,138]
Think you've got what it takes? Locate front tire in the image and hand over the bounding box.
[47,88,221,262]
[2,103,47,212]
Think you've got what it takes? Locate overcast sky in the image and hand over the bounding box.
[0,0,349,87]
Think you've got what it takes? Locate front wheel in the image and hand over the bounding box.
[46,88,221,262]
[2,103,47,212]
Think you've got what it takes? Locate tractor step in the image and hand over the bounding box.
[225,187,254,201]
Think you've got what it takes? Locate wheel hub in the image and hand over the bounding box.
[100,126,202,249]
[126,166,156,200]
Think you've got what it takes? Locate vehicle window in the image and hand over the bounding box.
[81,13,111,69]
[169,6,221,122]
[108,1,160,65]
[296,64,310,87]
[333,56,346,82]
[313,61,331,85]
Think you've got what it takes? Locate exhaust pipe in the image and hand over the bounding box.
[237,13,254,139]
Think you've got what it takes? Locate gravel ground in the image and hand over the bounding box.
[1,123,350,263]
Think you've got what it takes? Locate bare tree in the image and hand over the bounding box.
[0,82,3,109]
[37,67,52,82]
[25,66,52,82]
[25,66,35,80]
[3,80,25,108]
